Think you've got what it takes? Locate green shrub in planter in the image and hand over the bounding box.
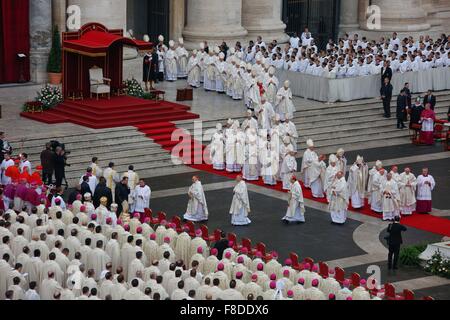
[399,244,427,266]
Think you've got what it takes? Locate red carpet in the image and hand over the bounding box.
[21,96,199,129]
[22,96,450,237]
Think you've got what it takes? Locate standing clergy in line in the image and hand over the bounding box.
[282,176,305,224]
[309,154,326,199]
[229,175,251,226]
[397,167,417,216]
[133,179,151,221]
[184,176,209,222]
[276,80,295,121]
[187,50,201,88]
[175,38,189,78]
[210,123,225,171]
[103,162,120,203]
[415,168,435,214]
[380,77,393,118]
[328,171,349,225]
[347,156,368,209]
[165,40,178,81]
[381,172,400,221]
[301,139,318,189]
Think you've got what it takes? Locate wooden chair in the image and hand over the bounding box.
[384,283,404,300]
[227,233,240,251]
[184,221,196,238]
[241,238,252,253]
[319,262,330,279]
[303,257,314,270]
[200,225,218,243]
[171,216,183,233]
[158,211,167,223]
[403,289,414,300]
[422,296,434,300]
[144,208,153,222]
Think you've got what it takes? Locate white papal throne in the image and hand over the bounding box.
[89,66,111,100]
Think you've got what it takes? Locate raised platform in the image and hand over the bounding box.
[20,96,200,129]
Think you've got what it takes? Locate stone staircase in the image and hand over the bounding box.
[9,127,191,186]
[176,90,450,155]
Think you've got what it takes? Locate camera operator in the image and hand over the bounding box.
[54,146,67,188]
[0,131,13,162]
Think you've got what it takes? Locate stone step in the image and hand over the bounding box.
[314,137,413,155]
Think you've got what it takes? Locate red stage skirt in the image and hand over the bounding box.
[416,200,432,213]
[419,131,434,145]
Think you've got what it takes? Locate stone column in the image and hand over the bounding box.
[361,0,430,33]
[170,0,185,41]
[30,0,53,83]
[241,0,289,43]
[67,0,127,32]
[183,0,247,50]
[52,0,67,32]
[339,0,360,35]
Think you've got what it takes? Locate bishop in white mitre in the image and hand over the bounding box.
[328,171,349,225]
[175,38,188,78]
[255,95,275,131]
[309,154,326,199]
[229,175,252,226]
[165,40,178,81]
[184,176,209,222]
[301,139,318,188]
[103,163,120,203]
[347,156,369,209]
[187,50,201,88]
[133,180,151,216]
[243,128,259,181]
[397,167,417,216]
[282,176,306,224]
[280,137,298,190]
[276,80,296,121]
[210,123,225,171]
[264,67,279,106]
[369,167,386,213]
[324,155,339,202]
[380,172,400,221]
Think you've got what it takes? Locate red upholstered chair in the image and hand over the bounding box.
[434,124,445,141]
[351,272,361,288]
[184,221,196,238]
[158,211,167,223]
[290,252,301,271]
[303,257,314,270]
[384,283,404,300]
[144,208,153,221]
[150,210,161,225]
[227,233,240,251]
[319,262,330,279]
[335,267,345,284]
[403,289,415,300]
[241,238,252,254]
[171,216,183,233]
[422,296,434,300]
[200,225,218,243]
[256,242,272,262]
[212,229,222,243]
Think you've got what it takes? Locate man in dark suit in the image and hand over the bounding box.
[387,216,407,270]
[402,82,412,108]
[396,89,408,129]
[380,77,394,118]
[93,176,113,208]
[381,61,393,85]
[423,90,437,110]
[212,232,229,260]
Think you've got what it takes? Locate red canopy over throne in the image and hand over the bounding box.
[62,22,152,98]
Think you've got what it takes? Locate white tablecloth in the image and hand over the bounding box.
[276,68,450,103]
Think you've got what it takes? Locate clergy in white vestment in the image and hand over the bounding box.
[397,168,417,215]
[336,148,347,176]
[282,118,299,152]
[133,180,151,216]
[215,52,227,93]
[241,110,258,133]
[328,171,349,225]
[280,138,298,190]
[165,40,178,81]
[301,139,318,188]
[225,124,238,173]
[90,157,102,178]
[40,273,63,300]
[416,168,435,214]
[247,69,261,110]
[235,126,246,173]
[184,176,209,222]
[210,123,225,171]
[324,155,339,202]
[255,96,275,131]
[232,63,245,100]
[347,156,369,209]
[94,197,109,226]
[369,168,386,213]
[243,128,259,181]
[103,163,120,203]
[174,230,191,265]
[0,153,14,185]
[260,137,278,186]
[265,67,279,106]
[105,233,121,272]
[204,50,218,91]
[283,176,306,223]
[229,176,252,226]
[380,172,400,221]
[187,50,201,88]
[309,154,326,198]
[175,38,188,78]
[87,240,111,281]
[276,80,296,121]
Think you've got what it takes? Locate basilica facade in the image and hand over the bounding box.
[3,0,450,84]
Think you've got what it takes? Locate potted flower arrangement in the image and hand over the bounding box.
[124,78,144,98]
[35,84,63,110]
[47,25,62,85]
